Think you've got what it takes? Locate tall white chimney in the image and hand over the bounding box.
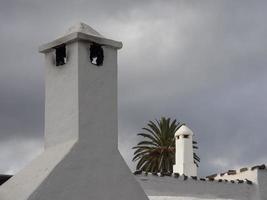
[0,22,148,200]
[173,125,197,176]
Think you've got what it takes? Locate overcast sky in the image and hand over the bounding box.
[0,0,267,176]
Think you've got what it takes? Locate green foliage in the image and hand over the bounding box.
[132,117,200,173]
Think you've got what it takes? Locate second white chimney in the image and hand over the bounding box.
[173,125,197,176]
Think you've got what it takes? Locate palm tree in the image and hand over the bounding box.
[132,117,199,173]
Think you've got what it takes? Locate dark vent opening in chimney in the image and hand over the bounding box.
[90,43,104,66]
[55,45,66,66]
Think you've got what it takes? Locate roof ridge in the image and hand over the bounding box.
[134,171,253,185]
[206,164,266,178]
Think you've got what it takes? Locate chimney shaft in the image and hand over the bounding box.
[0,23,148,200]
[40,23,122,148]
[26,22,149,200]
[173,125,197,176]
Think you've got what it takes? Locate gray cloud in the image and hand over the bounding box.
[0,0,267,176]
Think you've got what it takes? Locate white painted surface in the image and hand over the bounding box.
[44,42,79,148]
[258,170,267,200]
[27,24,148,199]
[0,23,148,200]
[173,125,197,176]
[213,169,258,184]
[136,175,258,200]
[149,196,235,200]
[2,21,266,200]
[39,23,122,53]
[0,140,77,200]
[65,22,103,37]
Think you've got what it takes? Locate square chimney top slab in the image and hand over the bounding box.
[39,22,122,53]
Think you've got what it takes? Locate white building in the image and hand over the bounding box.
[0,22,266,200]
[136,164,267,200]
[136,124,267,200]
[0,22,148,200]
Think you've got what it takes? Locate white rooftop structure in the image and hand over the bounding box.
[39,22,122,53]
[65,22,103,37]
[136,159,267,200]
[135,125,267,200]
[174,125,194,137]
[0,22,148,200]
[0,21,266,200]
[173,125,197,176]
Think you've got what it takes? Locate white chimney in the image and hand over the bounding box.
[0,22,149,200]
[173,125,197,176]
[41,22,122,148]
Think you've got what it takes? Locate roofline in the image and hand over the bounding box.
[134,172,253,185]
[39,32,123,53]
[206,164,266,179]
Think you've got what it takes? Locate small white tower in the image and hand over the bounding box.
[173,125,197,176]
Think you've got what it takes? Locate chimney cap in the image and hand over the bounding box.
[39,22,122,53]
[175,125,194,136]
[65,22,103,37]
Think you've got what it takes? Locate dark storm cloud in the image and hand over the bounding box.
[0,0,266,176]
[117,0,267,175]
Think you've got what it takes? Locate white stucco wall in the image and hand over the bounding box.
[0,140,77,200]
[0,23,148,200]
[27,36,148,200]
[173,125,197,176]
[44,42,79,148]
[257,170,267,200]
[212,169,258,184]
[149,196,236,200]
[208,167,267,200]
[136,174,258,200]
